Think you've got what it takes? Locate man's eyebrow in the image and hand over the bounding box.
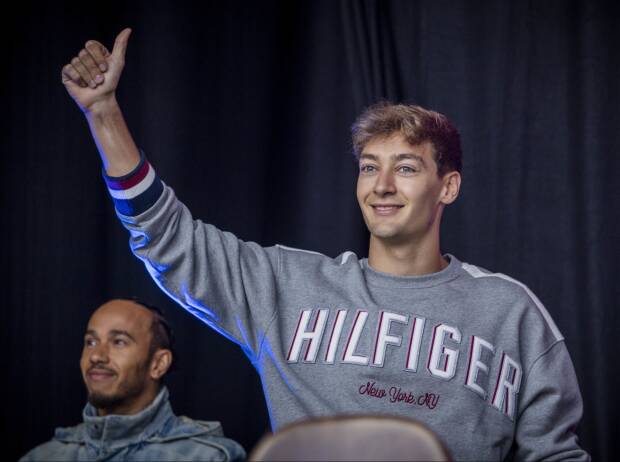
[359,152,426,166]
[394,153,426,166]
[85,329,98,337]
[109,329,136,341]
[359,153,378,161]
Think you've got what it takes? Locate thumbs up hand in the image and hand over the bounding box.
[61,28,132,113]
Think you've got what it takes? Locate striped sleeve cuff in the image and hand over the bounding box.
[102,151,164,216]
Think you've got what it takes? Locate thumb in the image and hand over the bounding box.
[112,28,132,61]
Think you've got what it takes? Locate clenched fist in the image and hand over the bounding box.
[61,28,131,113]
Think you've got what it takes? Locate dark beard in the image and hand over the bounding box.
[88,391,127,410]
[87,364,149,414]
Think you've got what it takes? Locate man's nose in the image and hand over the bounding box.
[374,170,396,196]
[89,342,109,364]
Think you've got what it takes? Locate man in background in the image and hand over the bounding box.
[21,298,245,461]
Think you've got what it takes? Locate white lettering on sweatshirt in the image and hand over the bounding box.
[287,308,522,419]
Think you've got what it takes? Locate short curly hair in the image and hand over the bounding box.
[352,102,462,177]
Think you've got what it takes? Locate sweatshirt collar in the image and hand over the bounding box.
[360,254,462,288]
[81,387,172,447]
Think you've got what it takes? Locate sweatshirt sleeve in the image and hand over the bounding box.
[513,340,590,461]
[103,154,280,359]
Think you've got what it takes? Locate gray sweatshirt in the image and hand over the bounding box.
[105,157,589,461]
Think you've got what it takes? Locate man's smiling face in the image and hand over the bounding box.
[356,134,449,245]
[80,300,154,413]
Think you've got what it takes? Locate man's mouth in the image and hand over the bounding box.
[371,204,403,215]
[88,367,116,381]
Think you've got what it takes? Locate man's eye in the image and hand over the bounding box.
[397,165,417,174]
[360,164,377,173]
[85,338,97,347]
[113,339,127,346]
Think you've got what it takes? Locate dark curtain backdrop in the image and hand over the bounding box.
[3,1,618,460]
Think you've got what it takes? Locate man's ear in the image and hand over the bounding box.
[440,171,461,205]
[149,349,172,380]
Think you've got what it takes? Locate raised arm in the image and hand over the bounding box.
[61,30,281,355]
[61,28,139,176]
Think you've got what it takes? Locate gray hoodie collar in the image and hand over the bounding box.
[54,387,224,450]
[78,386,171,447]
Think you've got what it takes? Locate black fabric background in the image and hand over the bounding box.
[3,1,618,460]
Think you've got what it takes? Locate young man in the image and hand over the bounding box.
[61,29,589,460]
[21,299,245,461]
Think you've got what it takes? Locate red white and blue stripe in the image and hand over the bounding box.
[103,152,164,216]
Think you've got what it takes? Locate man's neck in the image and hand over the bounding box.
[367,234,447,276]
